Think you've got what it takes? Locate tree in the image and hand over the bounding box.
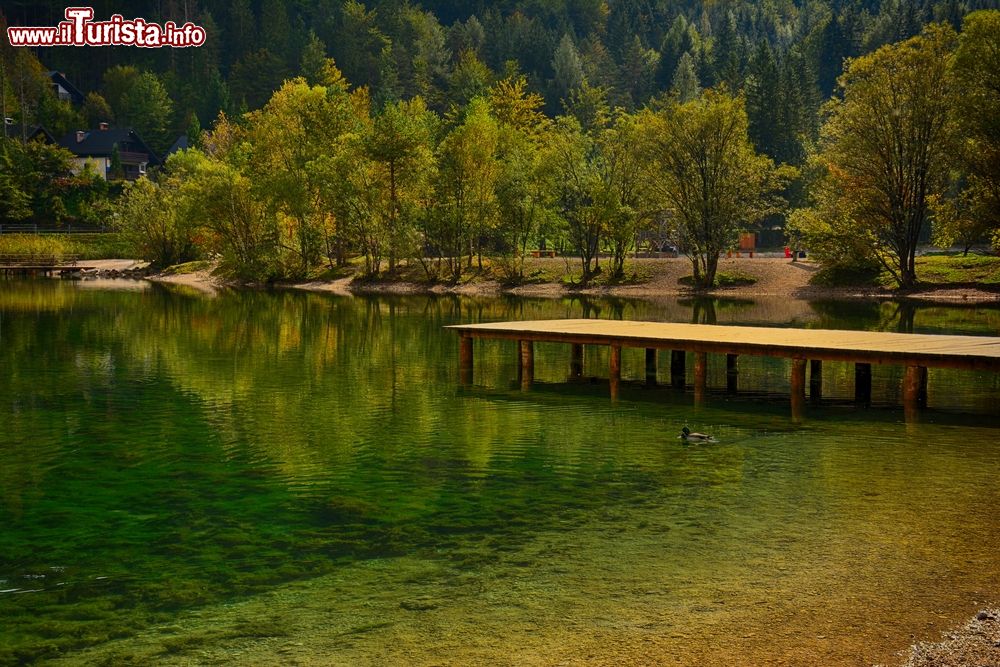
[490,75,551,281]
[551,34,586,102]
[82,92,113,128]
[102,66,140,118]
[710,10,743,91]
[300,31,329,86]
[115,72,175,153]
[950,10,1000,248]
[545,116,603,281]
[364,98,437,272]
[435,97,500,279]
[245,76,363,277]
[562,81,610,134]
[448,50,492,108]
[929,187,994,254]
[805,24,958,287]
[230,49,288,111]
[671,51,700,103]
[0,139,88,225]
[332,0,391,90]
[641,90,791,287]
[620,36,660,107]
[596,111,651,279]
[113,169,199,267]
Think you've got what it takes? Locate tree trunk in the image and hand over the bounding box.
[704,253,720,288]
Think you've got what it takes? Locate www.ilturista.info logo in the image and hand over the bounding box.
[6,7,206,48]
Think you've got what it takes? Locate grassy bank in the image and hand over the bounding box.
[0,234,130,261]
[916,253,1000,286]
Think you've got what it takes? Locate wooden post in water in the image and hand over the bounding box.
[726,354,738,393]
[645,348,657,386]
[694,352,707,405]
[459,336,473,386]
[810,360,822,402]
[791,358,807,421]
[571,343,584,378]
[855,363,872,405]
[903,365,928,409]
[610,345,622,401]
[519,340,534,390]
[670,351,686,389]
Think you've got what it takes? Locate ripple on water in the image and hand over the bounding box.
[1,284,999,665]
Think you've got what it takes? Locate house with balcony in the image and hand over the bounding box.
[57,125,160,181]
[47,71,85,105]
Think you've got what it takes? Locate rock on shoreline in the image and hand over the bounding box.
[895,608,1000,667]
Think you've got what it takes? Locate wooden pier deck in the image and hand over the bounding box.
[0,253,94,276]
[448,319,1000,417]
[0,264,96,275]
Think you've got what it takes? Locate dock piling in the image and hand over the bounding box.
[519,340,534,390]
[855,363,872,405]
[670,351,686,389]
[903,365,928,409]
[810,360,822,402]
[694,352,707,405]
[610,345,622,401]
[459,336,473,385]
[726,354,738,393]
[571,343,584,378]
[791,358,807,420]
[645,348,657,386]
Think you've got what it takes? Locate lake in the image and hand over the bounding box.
[2,280,999,666]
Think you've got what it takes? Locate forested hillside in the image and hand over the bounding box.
[2,1,999,288]
[4,0,998,160]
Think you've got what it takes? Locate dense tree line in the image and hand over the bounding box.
[5,0,999,160]
[113,61,788,287]
[2,2,999,286]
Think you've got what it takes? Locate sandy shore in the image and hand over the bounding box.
[286,257,1000,303]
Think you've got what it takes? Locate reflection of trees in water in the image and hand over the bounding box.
[810,298,1000,334]
[678,297,756,325]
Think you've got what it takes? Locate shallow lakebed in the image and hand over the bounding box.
[2,281,999,665]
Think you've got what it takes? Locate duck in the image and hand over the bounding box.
[680,426,715,442]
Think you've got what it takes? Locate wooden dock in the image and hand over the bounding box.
[0,254,94,277]
[448,319,1000,417]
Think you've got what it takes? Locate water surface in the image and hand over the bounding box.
[1,281,999,666]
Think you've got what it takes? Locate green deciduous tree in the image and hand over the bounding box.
[545,116,603,281]
[113,169,199,267]
[490,75,551,281]
[642,90,791,287]
[597,111,651,279]
[245,75,364,277]
[435,97,500,280]
[804,24,958,287]
[950,10,1000,248]
[364,97,437,272]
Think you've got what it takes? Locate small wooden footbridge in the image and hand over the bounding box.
[448,319,1000,418]
[0,254,94,277]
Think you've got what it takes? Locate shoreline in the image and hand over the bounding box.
[140,257,1000,304]
[896,608,1000,667]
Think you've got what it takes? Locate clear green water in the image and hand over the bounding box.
[2,281,999,666]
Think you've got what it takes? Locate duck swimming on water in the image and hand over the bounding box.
[680,426,715,442]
